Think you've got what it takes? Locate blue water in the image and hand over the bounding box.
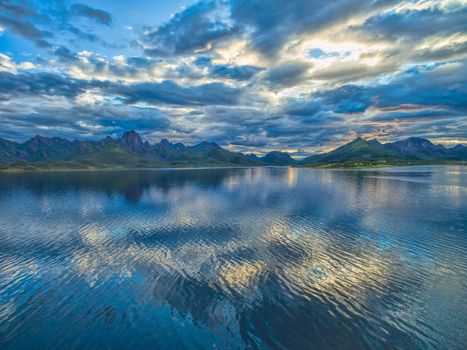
[0,166,466,349]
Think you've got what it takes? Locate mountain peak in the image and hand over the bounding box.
[159,139,172,146]
[122,130,141,139]
[30,134,47,142]
[262,151,296,165]
[452,144,466,150]
[121,130,143,152]
[350,137,366,144]
[193,141,220,149]
[403,137,433,145]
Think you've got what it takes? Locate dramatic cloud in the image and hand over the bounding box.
[0,71,244,107]
[141,1,238,57]
[0,0,466,153]
[110,80,244,106]
[230,0,398,57]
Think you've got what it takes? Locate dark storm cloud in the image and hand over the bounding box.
[142,0,238,57]
[70,3,113,26]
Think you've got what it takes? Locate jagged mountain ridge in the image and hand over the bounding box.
[0,131,466,169]
[0,130,258,168]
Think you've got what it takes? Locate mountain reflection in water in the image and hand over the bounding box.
[0,166,466,349]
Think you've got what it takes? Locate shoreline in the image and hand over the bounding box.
[0,163,465,173]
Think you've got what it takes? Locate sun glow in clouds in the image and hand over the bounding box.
[0,0,465,153]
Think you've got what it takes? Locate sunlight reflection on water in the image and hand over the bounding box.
[0,166,466,349]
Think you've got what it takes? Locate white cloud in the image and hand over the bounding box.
[0,54,17,73]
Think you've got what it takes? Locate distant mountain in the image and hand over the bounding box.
[245,151,297,165]
[385,137,466,161]
[261,151,297,165]
[0,130,259,169]
[300,137,467,167]
[1,131,465,170]
[301,137,404,165]
[246,153,261,162]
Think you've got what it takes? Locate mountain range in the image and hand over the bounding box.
[0,131,465,170]
[300,137,466,167]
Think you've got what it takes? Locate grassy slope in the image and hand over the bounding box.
[0,145,259,171]
[302,139,405,167]
[300,139,466,168]
[1,139,465,171]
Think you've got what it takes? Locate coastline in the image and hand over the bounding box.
[1,162,465,173]
[296,161,467,169]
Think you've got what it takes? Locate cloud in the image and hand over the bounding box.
[0,0,466,152]
[112,80,244,106]
[0,0,115,48]
[263,61,311,88]
[311,62,396,83]
[0,101,171,141]
[314,61,467,114]
[0,0,35,17]
[0,71,91,100]
[354,6,467,43]
[70,4,113,26]
[0,54,16,73]
[193,56,263,81]
[230,0,398,57]
[211,63,262,81]
[0,69,244,107]
[141,0,238,57]
[0,15,47,39]
[368,108,460,122]
[0,0,52,48]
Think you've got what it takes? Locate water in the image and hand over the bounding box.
[0,166,466,349]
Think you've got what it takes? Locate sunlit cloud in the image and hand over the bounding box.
[0,0,465,154]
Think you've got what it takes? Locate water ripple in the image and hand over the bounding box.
[0,167,466,349]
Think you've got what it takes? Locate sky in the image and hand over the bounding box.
[0,0,466,156]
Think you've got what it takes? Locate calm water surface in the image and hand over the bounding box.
[0,166,466,349]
